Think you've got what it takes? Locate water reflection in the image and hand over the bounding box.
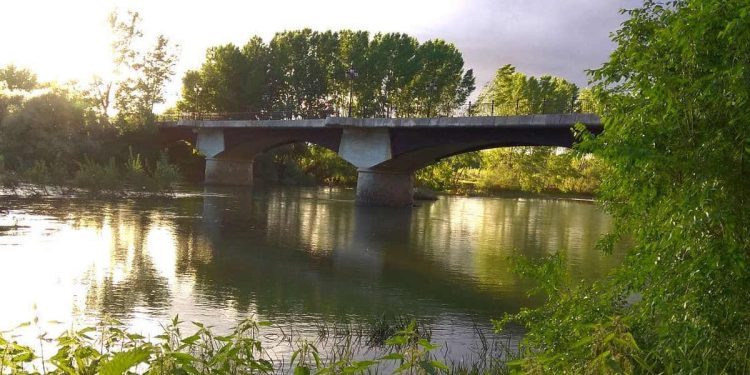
[0,187,623,346]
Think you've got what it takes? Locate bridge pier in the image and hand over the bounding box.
[204,158,254,186]
[355,169,414,207]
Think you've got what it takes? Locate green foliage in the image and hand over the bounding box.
[94,10,178,128]
[72,152,180,195]
[575,88,605,115]
[22,160,53,187]
[297,145,357,186]
[500,0,750,373]
[0,316,462,374]
[475,65,577,115]
[0,81,183,195]
[122,147,151,190]
[416,152,480,192]
[177,29,474,118]
[111,13,177,126]
[0,331,37,373]
[74,157,121,191]
[411,65,601,196]
[416,148,603,195]
[0,92,96,171]
[0,65,38,92]
[153,151,182,191]
[383,320,449,374]
[253,144,357,187]
[0,155,20,190]
[99,348,152,375]
[291,340,322,374]
[494,254,642,374]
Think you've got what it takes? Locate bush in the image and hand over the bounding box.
[122,147,152,191]
[73,157,121,192]
[0,154,19,190]
[499,0,750,372]
[152,151,181,191]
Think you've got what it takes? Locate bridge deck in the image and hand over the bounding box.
[159,114,601,129]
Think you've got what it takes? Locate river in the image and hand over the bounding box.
[0,186,623,366]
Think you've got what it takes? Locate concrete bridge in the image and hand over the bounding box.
[159,114,602,206]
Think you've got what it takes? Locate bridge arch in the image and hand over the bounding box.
[371,140,565,173]
[195,128,361,186]
[370,125,579,172]
[213,128,343,160]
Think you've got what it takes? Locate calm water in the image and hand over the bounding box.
[0,186,622,362]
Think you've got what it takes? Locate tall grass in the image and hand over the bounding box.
[4,149,182,197]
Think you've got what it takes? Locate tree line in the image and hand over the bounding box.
[174,30,475,118]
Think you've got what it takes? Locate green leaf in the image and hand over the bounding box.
[170,352,197,364]
[430,360,449,370]
[605,356,623,373]
[353,360,378,369]
[417,338,438,350]
[572,336,593,348]
[98,347,151,375]
[385,335,407,346]
[380,353,404,361]
[11,351,34,363]
[181,333,200,345]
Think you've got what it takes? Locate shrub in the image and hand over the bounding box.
[152,151,181,192]
[73,157,121,192]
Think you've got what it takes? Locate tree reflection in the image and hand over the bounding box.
[0,190,622,330]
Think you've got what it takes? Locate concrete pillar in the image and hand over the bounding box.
[355,169,413,207]
[204,158,254,186]
[195,129,225,158]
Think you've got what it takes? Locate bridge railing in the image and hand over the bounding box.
[157,98,599,122]
[454,98,599,117]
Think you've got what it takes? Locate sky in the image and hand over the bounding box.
[1,0,640,109]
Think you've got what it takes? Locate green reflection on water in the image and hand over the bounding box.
[0,187,623,338]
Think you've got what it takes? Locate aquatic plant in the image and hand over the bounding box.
[0,316,506,375]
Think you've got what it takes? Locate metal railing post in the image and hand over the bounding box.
[491,100,495,116]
